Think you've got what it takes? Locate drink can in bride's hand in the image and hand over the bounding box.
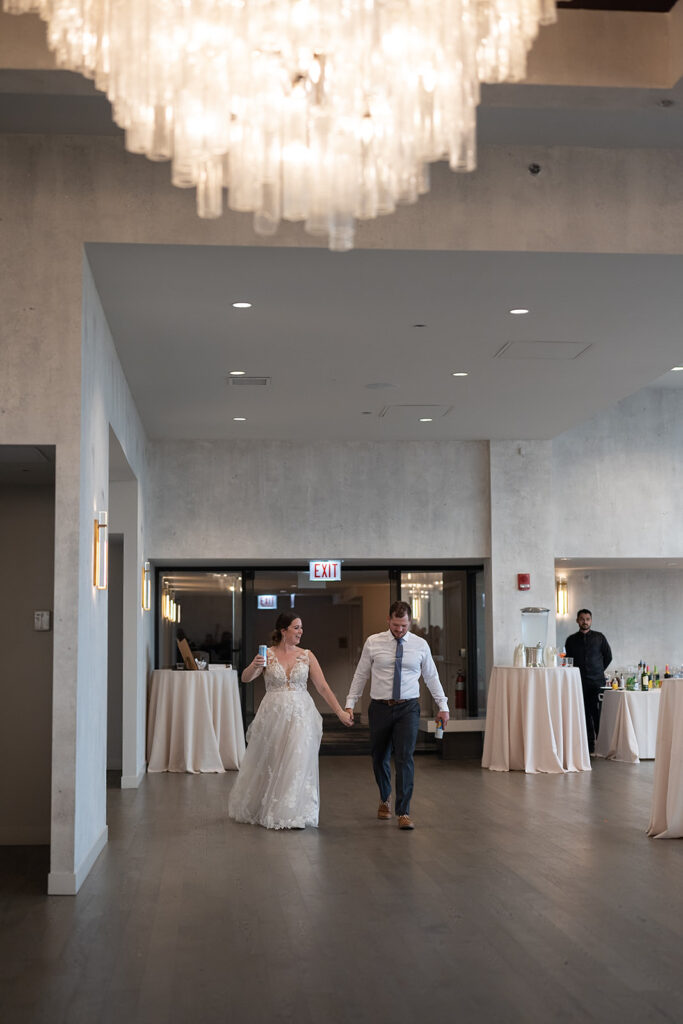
[258,644,268,661]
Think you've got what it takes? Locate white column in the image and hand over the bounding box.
[488,441,556,667]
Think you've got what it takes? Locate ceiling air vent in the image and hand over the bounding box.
[494,341,591,360]
[379,404,452,419]
[227,376,271,386]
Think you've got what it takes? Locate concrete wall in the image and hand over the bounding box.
[0,241,153,891]
[71,262,152,893]
[553,387,683,558]
[146,439,490,560]
[0,483,54,844]
[489,441,556,665]
[109,476,147,789]
[0,135,84,889]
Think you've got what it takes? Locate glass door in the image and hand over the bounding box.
[244,567,392,722]
[400,569,484,718]
[157,569,242,670]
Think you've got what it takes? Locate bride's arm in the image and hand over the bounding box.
[308,652,354,726]
[242,653,266,682]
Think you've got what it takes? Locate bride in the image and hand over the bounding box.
[228,612,354,830]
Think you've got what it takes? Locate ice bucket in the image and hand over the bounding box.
[521,607,549,667]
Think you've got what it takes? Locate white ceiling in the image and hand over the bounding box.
[86,244,683,442]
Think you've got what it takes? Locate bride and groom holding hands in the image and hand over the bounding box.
[228,601,450,831]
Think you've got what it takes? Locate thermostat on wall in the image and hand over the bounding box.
[34,610,52,631]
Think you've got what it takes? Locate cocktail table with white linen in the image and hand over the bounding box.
[595,688,660,763]
[147,668,245,773]
[647,678,683,839]
[482,666,591,774]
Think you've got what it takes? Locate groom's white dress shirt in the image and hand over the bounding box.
[345,630,449,711]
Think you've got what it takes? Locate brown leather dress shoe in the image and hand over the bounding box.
[398,814,415,830]
[377,800,392,820]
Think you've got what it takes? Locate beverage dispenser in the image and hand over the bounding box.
[521,607,550,667]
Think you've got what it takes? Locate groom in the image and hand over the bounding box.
[345,601,449,830]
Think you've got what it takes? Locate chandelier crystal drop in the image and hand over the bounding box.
[5,0,557,250]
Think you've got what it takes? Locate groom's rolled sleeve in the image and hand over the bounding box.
[420,646,449,713]
[345,639,373,708]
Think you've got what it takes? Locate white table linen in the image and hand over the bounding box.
[647,679,683,839]
[481,666,591,774]
[595,689,660,763]
[147,669,245,773]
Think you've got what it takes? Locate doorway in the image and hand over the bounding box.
[245,568,392,718]
[107,536,124,778]
[0,445,55,846]
[400,569,485,718]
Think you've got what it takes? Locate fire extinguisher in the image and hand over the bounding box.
[455,672,466,710]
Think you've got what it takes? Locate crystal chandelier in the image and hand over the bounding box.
[5,0,556,250]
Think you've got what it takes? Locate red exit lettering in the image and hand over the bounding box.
[310,560,340,581]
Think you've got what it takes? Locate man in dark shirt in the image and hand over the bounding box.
[564,608,612,754]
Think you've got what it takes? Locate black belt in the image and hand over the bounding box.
[374,699,408,706]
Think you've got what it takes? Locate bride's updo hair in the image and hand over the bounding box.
[271,611,299,645]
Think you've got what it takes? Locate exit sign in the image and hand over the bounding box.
[309,560,341,582]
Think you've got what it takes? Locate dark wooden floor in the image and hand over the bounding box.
[1,758,682,1024]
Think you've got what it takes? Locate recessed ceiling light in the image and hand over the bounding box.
[365,382,397,390]
[229,370,246,376]
[233,416,246,421]
[509,308,529,315]
[232,301,252,309]
[452,371,468,377]
[671,366,683,371]
[413,323,426,328]
[419,417,433,422]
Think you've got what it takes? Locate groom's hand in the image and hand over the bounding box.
[437,711,450,726]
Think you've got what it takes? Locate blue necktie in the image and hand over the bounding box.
[392,637,403,700]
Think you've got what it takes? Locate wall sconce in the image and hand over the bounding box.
[556,578,568,616]
[175,603,181,624]
[141,561,151,611]
[93,511,108,590]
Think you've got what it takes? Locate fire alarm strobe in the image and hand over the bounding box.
[517,573,531,591]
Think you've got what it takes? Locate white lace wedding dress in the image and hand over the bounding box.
[228,648,323,829]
